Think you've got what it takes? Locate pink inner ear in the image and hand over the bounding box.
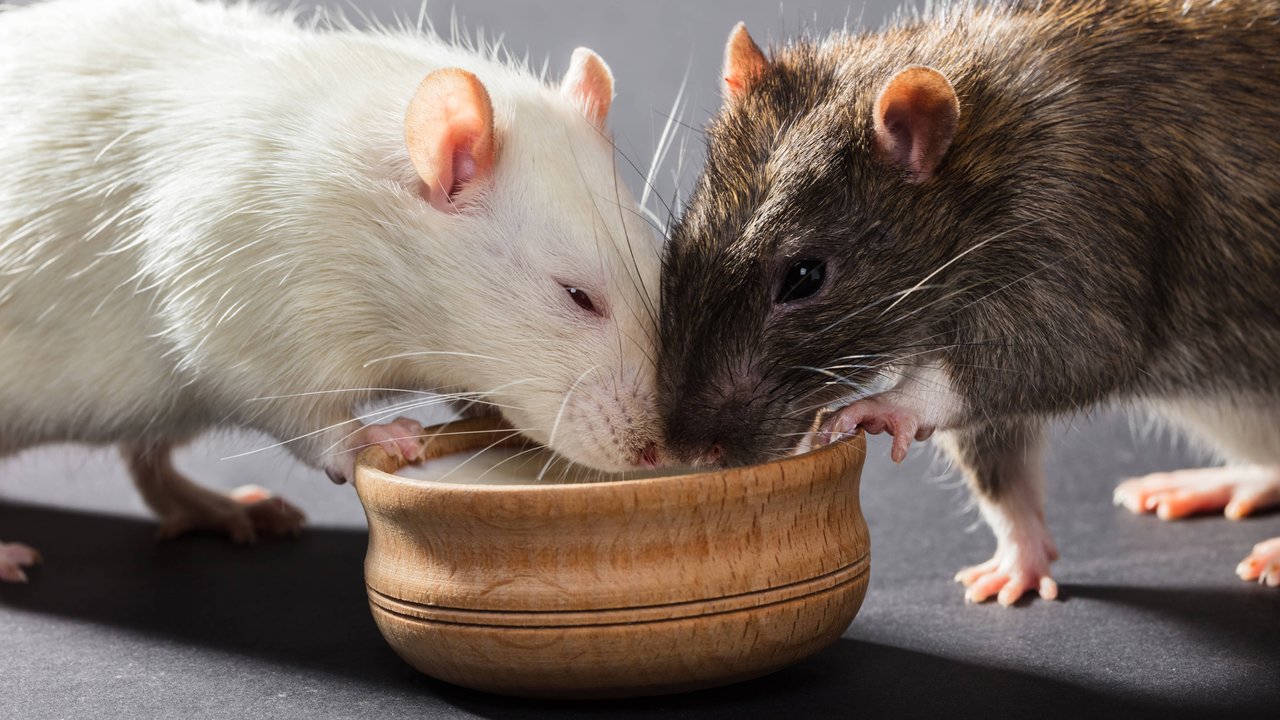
[562,48,614,128]
[451,147,477,198]
[722,23,767,102]
[873,66,959,183]
[882,115,916,171]
[404,68,496,213]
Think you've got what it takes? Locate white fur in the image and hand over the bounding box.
[1145,396,1280,466]
[0,0,662,476]
[876,361,965,430]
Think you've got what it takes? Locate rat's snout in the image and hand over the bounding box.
[688,443,724,468]
[662,397,762,468]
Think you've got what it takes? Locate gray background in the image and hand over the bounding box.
[2,1,1277,718]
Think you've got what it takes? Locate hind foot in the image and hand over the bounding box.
[1236,537,1280,587]
[153,485,305,543]
[126,442,306,544]
[0,541,42,583]
[1114,465,1280,520]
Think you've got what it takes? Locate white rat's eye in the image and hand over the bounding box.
[564,285,600,316]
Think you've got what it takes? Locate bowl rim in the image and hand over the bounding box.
[355,416,865,497]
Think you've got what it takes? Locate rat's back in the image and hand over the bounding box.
[0,0,476,449]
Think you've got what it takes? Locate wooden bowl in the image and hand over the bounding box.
[353,416,869,699]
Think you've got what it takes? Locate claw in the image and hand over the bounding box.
[817,394,931,463]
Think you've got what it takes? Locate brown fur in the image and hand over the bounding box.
[659,0,1280,477]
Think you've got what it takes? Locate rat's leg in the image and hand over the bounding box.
[939,419,1059,605]
[0,541,41,583]
[1116,399,1280,520]
[1116,398,1279,586]
[122,440,305,543]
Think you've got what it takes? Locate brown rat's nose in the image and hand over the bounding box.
[706,443,723,465]
[687,443,723,468]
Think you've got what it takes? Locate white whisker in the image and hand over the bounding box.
[536,364,601,482]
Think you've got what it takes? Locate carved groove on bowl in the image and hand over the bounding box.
[366,552,868,628]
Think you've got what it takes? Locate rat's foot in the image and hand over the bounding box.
[956,535,1059,606]
[1114,465,1280,521]
[125,441,305,544]
[154,484,305,543]
[324,417,428,484]
[0,541,42,583]
[1237,537,1280,587]
[815,393,935,463]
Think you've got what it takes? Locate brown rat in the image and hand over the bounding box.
[658,0,1280,603]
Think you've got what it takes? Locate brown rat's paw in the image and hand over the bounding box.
[0,542,42,583]
[1236,537,1280,587]
[815,393,935,463]
[1114,465,1280,521]
[156,486,305,544]
[955,537,1059,606]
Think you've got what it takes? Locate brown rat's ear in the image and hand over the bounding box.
[405,68,496,213]
[873,65,959,183]
[560,47,614,128]
[722,22,768,103]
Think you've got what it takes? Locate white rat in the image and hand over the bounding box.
[0,0,664,581]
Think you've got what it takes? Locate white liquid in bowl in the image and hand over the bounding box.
[395,447,690,485]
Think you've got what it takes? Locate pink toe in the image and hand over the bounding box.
[967,573,1008,603]
[1039,577,1059,600]
[890,433,913,464]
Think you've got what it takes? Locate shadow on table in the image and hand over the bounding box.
[1,502,1273,719]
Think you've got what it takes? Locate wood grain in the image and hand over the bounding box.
[354,417,869,698]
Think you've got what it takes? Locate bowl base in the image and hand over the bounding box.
[369,567,868,699]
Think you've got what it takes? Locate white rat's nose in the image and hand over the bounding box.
[632,442,661,469]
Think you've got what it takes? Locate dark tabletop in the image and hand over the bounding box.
[3,1,1278,718]
[4,407,1278,719]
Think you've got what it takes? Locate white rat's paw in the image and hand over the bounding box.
[815,392,935,463]
[0,541,43,583]
[156,486,305,544]
[1114,465,1280,521]
[1236,537,1280,587]
[956,537,1059,606]
[355,418,427,464]
[324,417,428,484]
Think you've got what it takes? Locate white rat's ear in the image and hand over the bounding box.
[560,47,614,128]
[405,68,496,212]
[873,65,959,183]
[722,22,767,103]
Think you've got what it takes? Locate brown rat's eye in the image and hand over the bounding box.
[777,259,826,304]
[564,286,599,315]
